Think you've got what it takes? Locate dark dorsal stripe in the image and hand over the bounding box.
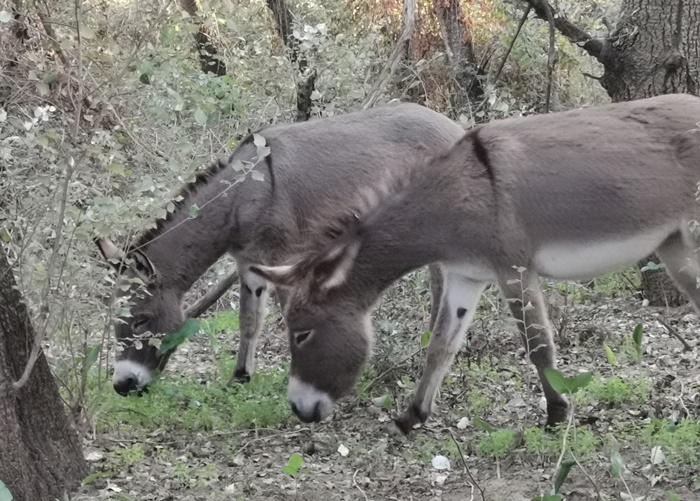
[470,128,495,186]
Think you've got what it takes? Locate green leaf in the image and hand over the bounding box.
[158,318,201,355]
[420,330,431,348]
[553,458,576,494]
[0,481,12,501]
[544,369,592,395]
[0,11,12,23]
[0,227,10,244]
[532,496,562,501]
[640,261,665,272]
[472,417,496,433]
[188,204,199,218]
[194,108,207,126]
[287,452,303,469]
[603,343,617,366]
[82,471,113,485]
[80,25,95,39]
[371,394,392,410]
[667,492,681,501]
[632,323,644,360]
[610,451,626,478]
[83,345,100,371]
[253,134,266,147]
[251,170,265,182]
[282,465,297,476]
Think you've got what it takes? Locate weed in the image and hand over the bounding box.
[573,375,649,407]
[524,426,598,459]
[643,419,700,467]
[92,366,291,433]
[477,429,515,459]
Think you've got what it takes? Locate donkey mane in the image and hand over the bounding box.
[129,134,255,251]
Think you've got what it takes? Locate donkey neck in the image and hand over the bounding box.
[338,151,496,308]
[137,163,268,293]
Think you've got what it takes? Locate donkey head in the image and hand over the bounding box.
[97,239,184,396]
[251,236,372,423]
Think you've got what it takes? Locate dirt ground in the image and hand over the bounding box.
[73,274,700,501]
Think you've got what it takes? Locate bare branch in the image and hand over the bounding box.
[184,269,239,319]
[361,0,416,110]
[493,5,531,83]
[655,316,693,352]
[522,0,605,61]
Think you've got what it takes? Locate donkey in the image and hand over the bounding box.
[249,94,700,432]
[96,104,465,396]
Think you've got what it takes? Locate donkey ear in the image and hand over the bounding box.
[311,239,361,292]
[130,249,156,279]
[248,264,299,288]
[96,238,125,268]
[96,238,156,279]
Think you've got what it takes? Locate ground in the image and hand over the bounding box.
[72,270,700,501]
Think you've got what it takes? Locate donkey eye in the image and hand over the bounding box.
[294,330,312,346]
[131,315,150,331]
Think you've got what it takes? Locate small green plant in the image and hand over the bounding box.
[282,452,304,477]
[643,419,700,467]
[476,428,516,459]
[574,375,649,406]
[110,444,145,467]
[544,369,592,395]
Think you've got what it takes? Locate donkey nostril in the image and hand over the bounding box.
[290,402,299,417]
[312,401,322,423]
[113,376,137,396]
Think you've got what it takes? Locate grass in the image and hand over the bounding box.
[573,375,650,407]
[91,309,292,434]
[92,367,292,433]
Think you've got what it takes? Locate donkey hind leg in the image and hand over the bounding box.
[428,263,444,333]
[228,261,270,385]
[498,269,569,427]
[394,273,486,434]
[656,228,700,310]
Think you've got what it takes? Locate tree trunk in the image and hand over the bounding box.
[601,0,700,306]
[266,0,316,121]
[524,0,700,306]
[0,246,87,501]
[433,0,484,117]
[179,0,227,76]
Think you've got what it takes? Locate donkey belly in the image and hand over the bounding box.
[533,223,679,280]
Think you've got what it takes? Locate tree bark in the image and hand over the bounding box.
[179,0,227,76]
[266,0,316,121]
[0,245,87,501]
[433,0,484,117]
[523,0,700,306]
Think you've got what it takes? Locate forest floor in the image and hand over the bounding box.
[72,270,700,501]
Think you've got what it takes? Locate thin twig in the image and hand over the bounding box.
[540,0,556,112]
[352,469,370,501]
[493,5,531,82]
[655,316,693,352]
[570,451,603,500]
[361,0,416,109]
[449,430,486,501]
[363,345,423,393]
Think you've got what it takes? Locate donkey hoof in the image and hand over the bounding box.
[228,368,251,385]
[545,402,570,431]
[393,404,428,435]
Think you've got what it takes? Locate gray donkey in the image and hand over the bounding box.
[97,104,465,395]
[249,94,700,432]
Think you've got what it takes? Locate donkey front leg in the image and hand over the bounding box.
[498,269,569,427]
[395,274,486,434]
[228,261,270,385]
